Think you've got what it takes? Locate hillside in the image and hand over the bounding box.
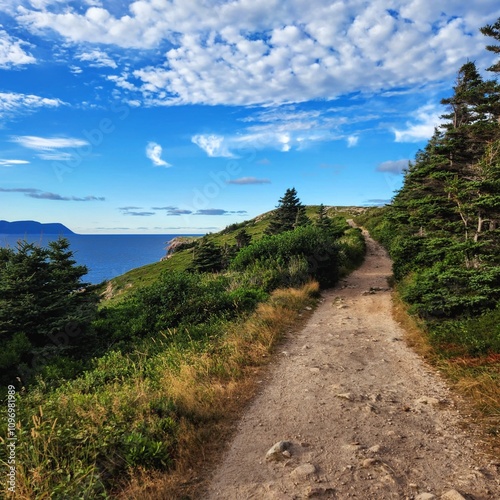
[103,205,368,302]
[0,220,74,234]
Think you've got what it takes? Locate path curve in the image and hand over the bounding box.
[205,230,499,499]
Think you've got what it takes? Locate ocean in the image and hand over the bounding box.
[0,234,202,284]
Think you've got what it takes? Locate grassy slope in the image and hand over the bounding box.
[103,206,367,304]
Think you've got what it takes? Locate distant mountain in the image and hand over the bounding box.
[0,220,75,235]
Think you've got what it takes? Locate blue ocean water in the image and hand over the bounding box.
[0,234,202,284]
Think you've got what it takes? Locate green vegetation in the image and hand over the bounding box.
[356,18,500,441]
[0,189,365,498]
[0,239,98,386]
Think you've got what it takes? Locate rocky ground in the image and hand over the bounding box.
[204,230,500,499]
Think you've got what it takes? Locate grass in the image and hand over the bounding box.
[392,292,500,454]
[1,282,320,499]
[101,206,367,305]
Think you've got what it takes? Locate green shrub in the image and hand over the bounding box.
[430,305,500,356]
[231,225,340,287]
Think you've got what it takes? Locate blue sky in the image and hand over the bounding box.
[1,1,499,234]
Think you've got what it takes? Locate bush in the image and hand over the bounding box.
[231,225,341,287]
[430,305,500,356]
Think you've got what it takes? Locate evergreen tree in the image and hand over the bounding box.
[235,228,252,249]
[481,18,500,73]
[192,240,223,272]
[266,187,306,235]
[294,205,311,229]
[316,204,332,230]
[0,238,98,382]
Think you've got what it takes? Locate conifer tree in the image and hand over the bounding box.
[0,238,97,381]
[235,228,252,249]
[316,204,332,230]
[266,187,306,235]
[192,240,223,272]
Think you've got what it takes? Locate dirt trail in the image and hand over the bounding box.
[204,230,499,499]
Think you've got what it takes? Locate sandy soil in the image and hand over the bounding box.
[204,230,499,499]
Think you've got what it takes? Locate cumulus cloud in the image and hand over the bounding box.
[347,135,359,147]
[0,187,104,201]
[146,141,171,167]
[192,134,236,158]
[14,1,495,106]
[0,29,35,68]
[76,49,117,68]
[227,177,271,185]
[377,159,410,174]
[393,104,444,142]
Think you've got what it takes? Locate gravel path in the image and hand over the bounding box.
[204,230,499,499]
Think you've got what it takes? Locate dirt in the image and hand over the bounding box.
[204,230,500,499]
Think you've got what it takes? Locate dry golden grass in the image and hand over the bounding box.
[116,281,318,500]
[392,291,500,455]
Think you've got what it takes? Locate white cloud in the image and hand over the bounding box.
[0,29,35,68]
[12,135,89,150]
[393,104,444,142]
[0,159,30,167]
[347,135,359,147]
[14,1,500,106]
[0,92,65,120]
[377,159,410,174]
[77,49,117,68]
[192,134,236,158]
[145,141,171,167]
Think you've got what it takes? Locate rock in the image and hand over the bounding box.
[441,490,466,500]
[266,441,292,461]
[362,458,377,467]
[282,450,292,458]
[368,444,382,454]
[305,306,312,311]
[291,463,317,480]
[336,392,354,401]
[416,396,440,406]
[416,494,436,500]
[307,486,336,497]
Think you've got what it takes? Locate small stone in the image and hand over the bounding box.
[441,490,466,500]
[416,396,440,406]
[415,494,436,500]
[305,306,313,311]
[368,445,382,454]
[307,486,336,497]
[266,441,292,461]
[362,458,377,467]
[291,463,317,479]
[282,450,292,458]
[336,392,354,401]
[310,367,321,373]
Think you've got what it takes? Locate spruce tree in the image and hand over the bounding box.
[316,204,332,230]
[266,187,306,235]
[235,228,252,249]
[0,238,97,382]
[192,240,223,272]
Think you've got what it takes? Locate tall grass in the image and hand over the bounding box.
[0,282,319,499]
